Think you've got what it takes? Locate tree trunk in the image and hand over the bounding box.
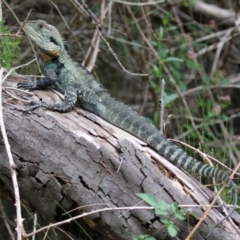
[0,75,239,240]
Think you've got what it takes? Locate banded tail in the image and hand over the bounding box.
[100,95,238,234]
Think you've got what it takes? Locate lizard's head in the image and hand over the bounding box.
[23,20,67,62]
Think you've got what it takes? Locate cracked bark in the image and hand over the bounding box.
[0,75,239,240]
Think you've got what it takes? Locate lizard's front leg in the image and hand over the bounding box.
[17,69,57,90]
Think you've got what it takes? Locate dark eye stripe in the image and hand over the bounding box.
[50,37,58,45]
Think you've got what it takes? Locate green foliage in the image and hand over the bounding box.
[132,235,156,240]
[182,0,196,7]
[0,21,20,69]
[149,14,235,184]
[136,193,187,238]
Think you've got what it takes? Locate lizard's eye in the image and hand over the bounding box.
[38,24,43,29]
[50,36,58,45]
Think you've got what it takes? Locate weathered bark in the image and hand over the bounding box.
[0,75,239,240]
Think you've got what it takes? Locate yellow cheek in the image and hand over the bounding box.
[50,49,60,57]
[41,54,53,63]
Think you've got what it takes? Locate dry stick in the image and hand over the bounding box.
[98,29,149,76]
[81,29,100,68]
[170,140,240,238]
[23,198,239,239]
[107,0,113,36]
[186,186,225,240]
[80,0,99,22]
[193,0,240,25]
[219,121,240,168]
[0,33,21,37]
[23,206,154,238]
[196,30,240,57]
[67,0,97,21]
[32,213,37,240]
[43,227,50,240]
[112,0,166,6]
[83,0,106,71]
[159,79,165,133]
[55,226,74,240]
[210,28,233,79]
[0,0,2,21]
[186,162,240,239]
[172,138,239,236]
[0,68,24,240]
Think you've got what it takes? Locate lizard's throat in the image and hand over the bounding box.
[35,45,60,63]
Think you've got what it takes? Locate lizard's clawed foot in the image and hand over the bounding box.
[17,80,37,90]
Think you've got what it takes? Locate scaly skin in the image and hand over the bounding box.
[18,20,238,235]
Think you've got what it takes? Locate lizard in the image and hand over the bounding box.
[17,20,238,235]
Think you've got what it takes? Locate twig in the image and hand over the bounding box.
[186,185,225,240]
[0,67,24,239]
[81,0,107,71]
[112,0,166,6]
[98,29,149,76]
[32,213,37,240]
[159,79,165,133]
[67,0,97,21]
[4,90,31,103]
[0,0,2,21]
[0,33,21,37]
[193,0,240,25]
[55,226,74,240]
[23,206,154,238]
[210,28,233,78]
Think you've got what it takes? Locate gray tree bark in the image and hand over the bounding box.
[0,75,239,240]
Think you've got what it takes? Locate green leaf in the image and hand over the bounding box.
[132,234,156,240]
[155,208,168,215]
[164,57,183,63]
[151,64,160,78]
[155,199,169,215]
[167,224,179,237]
[157,199,169,210]
[159,26,164,39]
[149,79,157,89]
[160,218,170,224]
[175,212,186,220]
[136,193,158,208]
[170,202,178,214]
[164,93,178,105]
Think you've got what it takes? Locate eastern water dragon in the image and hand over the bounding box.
[17,20,238,235]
